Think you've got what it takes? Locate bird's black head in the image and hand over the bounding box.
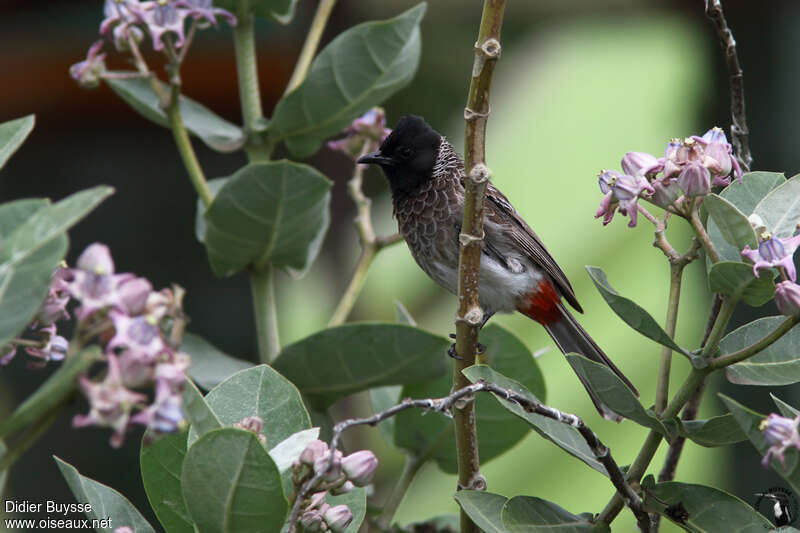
[357,115,442,199]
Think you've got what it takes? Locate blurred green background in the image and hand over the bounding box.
[2,1,800,531]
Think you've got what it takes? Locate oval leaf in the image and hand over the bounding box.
[722,316,800,385]
[754,173,800,237]
[202,161,331,277]
[565,354,669,437]
[182,378,222,443]
[502,495,603,533]
[771,393,800,418]
[215,0,297,24]
[708,261,775,306]
[106,78,244,152]
[463,364,606,476]
[0,114,34,171]
[182,332,253,390]
[394,325,547,474]
[721,394,800,494]
[679,413,747,447]
[643,478,772,532]
[182,429,287,533]
[55,456,156,533]
[585,266,688,356]
[273,323,449,409]
[190,365,310,448]
[140,431,193,533]
[269,3,426,157]
[454,491,510,533]
[704,193,757,252]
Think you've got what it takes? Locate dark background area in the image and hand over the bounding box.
[1,1,800,531]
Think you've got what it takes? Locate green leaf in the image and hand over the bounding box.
[0,348,100,439]
[55,456,156,533]
[642,478,773,532]
[454,491,510,533]
[501,495,604,533]
[202,161,331,277]
[140,431,193,533]
[704,193,757,253]
[215,0,297,24]
[182,429,287,533]
[722,316,800,385]
[189,365,311,448]
[194,177,227,243]
[369,385,402,445]
[269,4,426,157]
[182,332,253,390]
[407,516,460,531]
[678,413,747,447]
[273,323,449,410]
[0,187,112,347]
[463,365,606,475]
[394,325,546,473]
[106,78,244,152]
[565,354,669,437]
[708,261,775,306]
[0,115,34,171]
[771,393,800,417]
[754,173,800,237]
[585,266,687,356]
[721,394,800,494]
[181,378,222,443]
[324,488,367,533]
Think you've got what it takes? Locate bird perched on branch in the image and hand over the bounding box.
[358,115,637,421]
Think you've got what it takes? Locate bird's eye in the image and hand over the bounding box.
[398,146,413,159]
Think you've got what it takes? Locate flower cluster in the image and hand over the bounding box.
[760,413,800,469]
[740,225,800,317]
[595,127,742,227]
[71,0,236,88]
[292,440,378,533]
[327,108,391,160]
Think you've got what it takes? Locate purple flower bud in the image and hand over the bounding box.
[328,108,391,159]
[341,450,377,486]
[300,509,326,533]
[299,440,329,466]
[775,281,800,317]
[323,505,353,533]
[330,480,355,495]
[77,243,115,275]
[760,414,800,469]
[742,233,800,282]
[69,41,107,89]
[314,450,343,482]
[308,491,327,510]
[117,277,152,315]
[676,161,710,197]
[694,127,742,183]
[233,416,267,446]
[650,178,682,209]
[621,151,662,178]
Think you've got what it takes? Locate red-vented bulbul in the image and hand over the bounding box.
[358,115,638,421]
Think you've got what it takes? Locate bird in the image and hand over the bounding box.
[357,115,638,421]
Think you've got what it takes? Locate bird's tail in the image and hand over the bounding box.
[524,302,639,422]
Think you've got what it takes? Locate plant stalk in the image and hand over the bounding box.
[250,266,281,363]
[655,263,684,414]
[284,0,337,96]
[376,454,425,529]
[166,86,214,207]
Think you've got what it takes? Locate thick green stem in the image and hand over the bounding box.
[655,264,684,414]
[376,454,424,529]
[284,0,337,96]
[250,267,281,363]
[167,87,213,207]
[699,296,737,357]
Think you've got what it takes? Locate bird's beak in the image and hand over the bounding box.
[357,151,394,166]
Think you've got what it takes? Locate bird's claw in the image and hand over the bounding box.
[446,335,484,360]
[447,343,464,360]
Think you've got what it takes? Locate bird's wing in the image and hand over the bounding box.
[484,182,583,313]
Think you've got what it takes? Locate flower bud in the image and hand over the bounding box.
[117,277,152,315]
[650,178,682,209]
[760,413,800,468]
[330,481,355,495]
[299,440,329,466]
[233,416,267,446]
[314,450,343,482]
[775,281,800,317]
[77,243,115,275]
[621,151,662,178]
[676,161,710,197]
[341,450,378,486]
[308,491,327,510]
[323,505,353,533]
[300,509,326,533]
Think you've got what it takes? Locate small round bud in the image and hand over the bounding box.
[299,440,329,466]
[323,505,353,533]
[775,281,800,317]
[341,450,378,486]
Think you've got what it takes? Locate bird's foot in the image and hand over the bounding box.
[447,333,485,359]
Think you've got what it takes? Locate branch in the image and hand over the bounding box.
[283,0,337,96]
[285,381,650,532]
[710,314,800,369]
[705,0,752,172]
[454,3,506,530]
[688,200,722,263]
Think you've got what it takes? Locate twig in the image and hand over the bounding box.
[454,3,506,531]
[328,141,403,327]
[285,380,650,532]
[688,201,722,263]
[283,0,337,96]
[704,0,751,172]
